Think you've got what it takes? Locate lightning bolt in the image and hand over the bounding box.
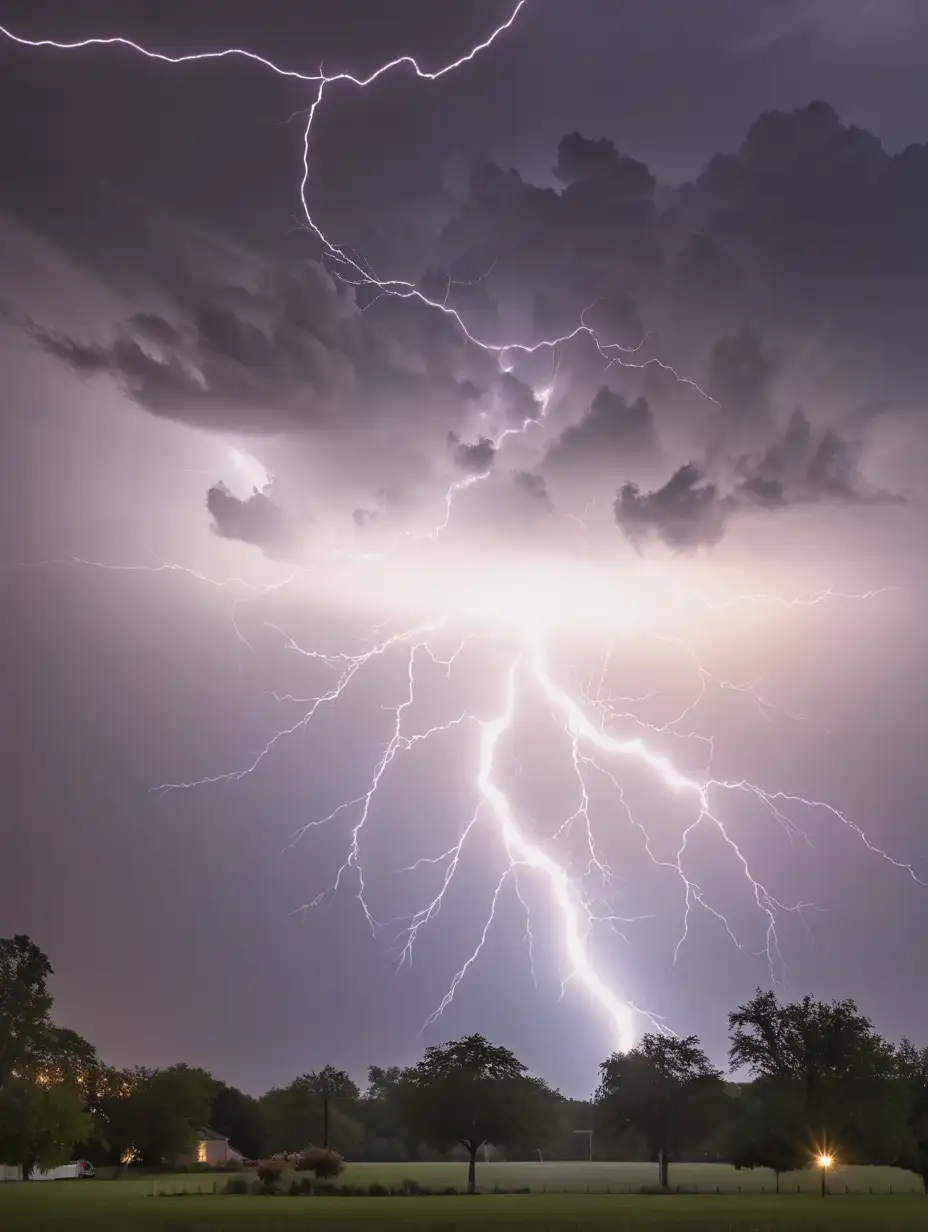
[0,2,711,394]
[4,5,921,1052]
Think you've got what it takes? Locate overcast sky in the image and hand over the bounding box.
[2,0,928,1099]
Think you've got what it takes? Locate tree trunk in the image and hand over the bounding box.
[775,1170,780,1194]
[466,1141,478,1194]
[659,1151,669,1189]
[922,1171,927,1195]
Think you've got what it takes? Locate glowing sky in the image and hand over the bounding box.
[2,0,928,1096]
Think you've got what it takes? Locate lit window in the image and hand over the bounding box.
[196,1141,208,1164]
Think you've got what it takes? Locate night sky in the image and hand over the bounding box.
[2,0,928,1100]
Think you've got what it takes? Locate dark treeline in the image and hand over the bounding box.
[2,935,927,1193]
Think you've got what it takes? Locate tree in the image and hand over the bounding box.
[896,1041,928,1193]
[398,1034,549,1193]
[209,1083,266,1159]
[0,935,54,1087]
[729,1079,806,1190]
[101,1065,215,1166]
[596,1034,725,1189]
[298,1067,360,1149]
[31,1028,101,1091]
[300,1066,360,1103]
[260,1077,363,1157]
[360,1065,420,1160]
[728,989,905,1164]
[0,1079,90,1177]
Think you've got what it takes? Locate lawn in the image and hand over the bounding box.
[0,1181,926,1232]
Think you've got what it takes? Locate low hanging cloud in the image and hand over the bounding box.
[616,465,727,552]
[448,432,497,474]
[513,470,552,509]
[615,411,902,551]
[545,387,659,473]
[22,255,497,435]
[739,407,902,507]
[206,481,295,555]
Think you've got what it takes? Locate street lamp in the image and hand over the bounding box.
[573,1129,593,1163]
[817,1152,834,1197]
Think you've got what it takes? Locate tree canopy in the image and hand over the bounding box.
[728,989,906,1167]
[0,1079,90,1176]
[597,1033,726,1188]
[0,934,54,1087]
[399,1034,550,1192]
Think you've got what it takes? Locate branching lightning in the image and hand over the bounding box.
[4,4,922,1052]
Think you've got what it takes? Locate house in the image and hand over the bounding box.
[181,1128,246,1167]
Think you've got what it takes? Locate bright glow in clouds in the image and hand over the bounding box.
[225,447,272,499]
[4,4,922,1052]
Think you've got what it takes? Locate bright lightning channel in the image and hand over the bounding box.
[4,5,921,1051]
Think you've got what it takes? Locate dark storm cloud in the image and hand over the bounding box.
[21,254,496,435]
[616,465,728,552]
[206,481,294,555]
[513,470,551,509]
[10,86,927,556]
[429,97,928,548]
[706,327,781,429]
[495,371,543,425]
[740,408,903,507]
[615,410,902,551]
[448,432,497,474]
[544,387,658,472]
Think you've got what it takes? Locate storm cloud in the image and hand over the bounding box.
[12,96,927,556]
[206,481,295,555]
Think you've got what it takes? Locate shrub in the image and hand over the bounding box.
[222,1158,243,1173]
[296,1147,345,1178]
[367,1182,389,1197]
[256,1160,285,1193]
[298,1176,313,1195]
[400,1177,424,1196]
[287,1180,299,1196]
[224,1177,249,1196]
[312,1180,339,1197]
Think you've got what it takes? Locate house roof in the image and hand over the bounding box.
[197,1127,230,1142]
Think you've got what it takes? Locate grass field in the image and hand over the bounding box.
[2,1163,925,1230]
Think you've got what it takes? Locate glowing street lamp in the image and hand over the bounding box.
[817,1152,834,1197]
